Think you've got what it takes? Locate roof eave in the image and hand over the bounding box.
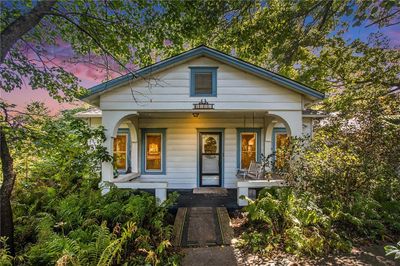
[80,45,325,101]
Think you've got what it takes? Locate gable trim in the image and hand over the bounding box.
[82,46,324,100]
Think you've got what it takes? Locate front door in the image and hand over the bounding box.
[199,132,222,187]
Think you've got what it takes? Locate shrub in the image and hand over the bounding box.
[240,188,351,257]
[385,241,400,260]
[14,185,179,265]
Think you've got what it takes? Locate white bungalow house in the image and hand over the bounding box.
[78,45,324,206]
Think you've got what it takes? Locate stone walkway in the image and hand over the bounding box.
[173,207,233,247]
[173,207,236,266]
[182,246,238,266]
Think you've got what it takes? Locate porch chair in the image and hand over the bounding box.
[237,161,266,180]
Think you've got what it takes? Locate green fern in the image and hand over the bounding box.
[97,221,137,266]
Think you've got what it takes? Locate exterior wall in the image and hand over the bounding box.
[137,114,265,189]
[99,56,303,111]
[83,112,312,189]
[84,54,318,190]
[302,117,313,137]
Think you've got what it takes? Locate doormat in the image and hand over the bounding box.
[193,188,228,195]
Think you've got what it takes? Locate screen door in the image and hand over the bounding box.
[199,132,222,187]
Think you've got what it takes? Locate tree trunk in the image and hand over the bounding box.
[0,126,16,256]
[0,0,57,63]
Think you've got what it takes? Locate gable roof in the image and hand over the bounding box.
[81,45,324,101]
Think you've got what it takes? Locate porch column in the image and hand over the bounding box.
[100,110,138,194]
[237,187,249,206]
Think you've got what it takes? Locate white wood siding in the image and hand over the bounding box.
[138,115,265,189]
[100,56,303,111]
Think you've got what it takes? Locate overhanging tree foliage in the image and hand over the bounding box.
[1,0,399,257]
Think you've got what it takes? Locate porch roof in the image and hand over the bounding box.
[81,45,324,102]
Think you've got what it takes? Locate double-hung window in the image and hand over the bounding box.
[113,128,131,173]
[237,128,261,169]
[190,67,218,97]
[142,129,166,174]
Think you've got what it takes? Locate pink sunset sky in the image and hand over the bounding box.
[1,24,399,114]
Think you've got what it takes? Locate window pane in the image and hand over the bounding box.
[202,134,219,154]
[195,72,212,94]
[113,135,127,170]
[275,133,289,169]
[146,133,162,171]
[241,133,256,169]
[202,155,219,173]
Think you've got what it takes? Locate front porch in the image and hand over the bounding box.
[110,175,286,207]
[99,110,302,206]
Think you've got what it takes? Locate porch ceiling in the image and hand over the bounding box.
[137,111,268,119]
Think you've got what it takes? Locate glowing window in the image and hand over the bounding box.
[275,132,289,169]
[113,134,127,170]
[240,133,257,169]
[145,133,162,171]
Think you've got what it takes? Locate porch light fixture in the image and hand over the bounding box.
[193,99,215,110]
[192,112,199,117]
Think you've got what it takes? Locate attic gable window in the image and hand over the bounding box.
[190,67,218,97]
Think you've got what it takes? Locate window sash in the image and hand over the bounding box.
[240,132,257,169]
[190,67,217,97]
[113,134,127,170]
[275,132,289,169]
[194,72,212,95]
[145,133,163,172]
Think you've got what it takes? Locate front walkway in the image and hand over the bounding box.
[173,206,236,265]
[173,207,233,247]
[182,246,237,266]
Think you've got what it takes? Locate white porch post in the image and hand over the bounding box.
[100,111,116,194]
[100,110,138,194]
[155,188,167,205]
[237,187,249,206]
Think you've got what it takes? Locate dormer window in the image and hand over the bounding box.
[190,67,217,97]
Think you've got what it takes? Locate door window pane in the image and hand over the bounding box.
[114,135,127,170]
[201,175,220,186]
[241,133,256,169]
[202,155,219,173]
[202,135,219,153]
[146,133,162,171]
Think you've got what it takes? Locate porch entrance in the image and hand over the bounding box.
[199,132,222,187]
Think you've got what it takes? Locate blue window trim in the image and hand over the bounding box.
[190,67,218,97]
[116,128,131,174]
[141,128,166,175]
[236,128,262,169]
[196,128,224,187]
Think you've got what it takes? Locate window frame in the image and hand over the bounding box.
[236,128,262,169]
[141,128,166,175]
[271,127,288,167]
[271,127,287,154]
[114,128,131,173]
[189,67,218,97]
